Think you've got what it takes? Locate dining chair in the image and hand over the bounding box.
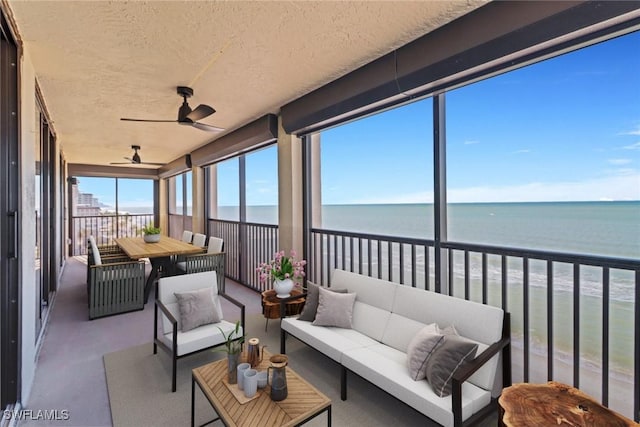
[153,270,245,391]
[207,236,224,253]
[192,233,207,248]
[174,237,226,291]
[87,236,145,320]
[181,230,193,243]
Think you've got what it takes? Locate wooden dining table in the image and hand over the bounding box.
[115,236,204,303]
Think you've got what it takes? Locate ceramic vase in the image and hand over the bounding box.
[273,278,294,298]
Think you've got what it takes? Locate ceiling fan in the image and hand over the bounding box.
[120,86,225,132]
[110,145,166,166]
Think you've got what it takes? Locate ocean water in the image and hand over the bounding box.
[218,201,640,259]
[221,201,639,375]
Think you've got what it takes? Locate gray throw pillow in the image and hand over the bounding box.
[406,324,444,381]
[174,287,221,332]
[312,287,356,328]
[439,324,459,336]
[298,282,348,322]
[425,335,478,397]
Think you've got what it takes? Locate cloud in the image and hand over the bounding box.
[350,172,640,204]
[463,140,480,145]
[447,173,640,203]
[608,158,632,165]
[622,142,640,150]
[619,126,640,136]
[513,149,531,154]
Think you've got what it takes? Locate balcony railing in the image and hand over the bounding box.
[310,227,640,421]
[209,219,279,292]
[70,213,153,255]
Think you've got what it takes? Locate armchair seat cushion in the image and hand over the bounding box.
[158,319,241,356]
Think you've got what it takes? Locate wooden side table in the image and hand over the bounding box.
[261,289,305,331]
[499,381,637,426]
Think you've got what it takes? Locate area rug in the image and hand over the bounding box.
[104,314,480,427]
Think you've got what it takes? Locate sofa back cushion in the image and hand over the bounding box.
[381,314,429,352]
[351,301,392,342]
[331,270,397,340]
[391,285,504,391]
[332,269,396,311]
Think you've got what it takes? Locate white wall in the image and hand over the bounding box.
[19,48,38,405]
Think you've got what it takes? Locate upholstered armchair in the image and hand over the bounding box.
[153,270,244,392]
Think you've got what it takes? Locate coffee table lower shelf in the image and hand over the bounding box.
[191,350,331,427]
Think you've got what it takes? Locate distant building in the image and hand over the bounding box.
[71,180,104,217]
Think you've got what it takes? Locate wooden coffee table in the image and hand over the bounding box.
[191,350,331,427]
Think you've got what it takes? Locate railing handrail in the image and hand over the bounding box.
[311,227,436,247]
[211,218,279,229]
[310,226,639,270]
[71,213,151,218]
[442,240,640,270]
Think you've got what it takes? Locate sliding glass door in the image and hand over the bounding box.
[0,10,19,409]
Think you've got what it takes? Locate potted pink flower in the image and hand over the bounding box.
[257,250,306,298]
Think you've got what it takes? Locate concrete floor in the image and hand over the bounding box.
[17,257,262,427]
[18,257,499,427]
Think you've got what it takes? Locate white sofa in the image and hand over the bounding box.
[280,269,511,427]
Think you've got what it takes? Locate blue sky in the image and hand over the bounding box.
[82,30,639,208]
[319,30,639,205]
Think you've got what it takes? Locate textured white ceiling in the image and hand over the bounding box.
[8,0,486,168]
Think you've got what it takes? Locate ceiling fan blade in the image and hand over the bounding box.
[140,162,166,166]
[186,104,215,122]
[192,122,225,132]
[120,118,177,123]
[109,162,133,165]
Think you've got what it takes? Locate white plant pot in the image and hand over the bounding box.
[273,278,294,298]
[143,234,161,243]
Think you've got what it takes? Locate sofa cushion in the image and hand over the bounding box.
[392,285,503,391]
[406,323,444,381]
[425,335,478,398]
[392,285,503,346]
[381,313,429,352]
[174,287,221,332]
[313,287,356,328]
[342,344,489,427]
[298,282,347,322]
[331,269,396,312]
[351,301,392,342]
[281,317,378,362]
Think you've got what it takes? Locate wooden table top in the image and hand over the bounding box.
[498,382,637,427]
[193,349,330,427]
[114,236,204,260]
